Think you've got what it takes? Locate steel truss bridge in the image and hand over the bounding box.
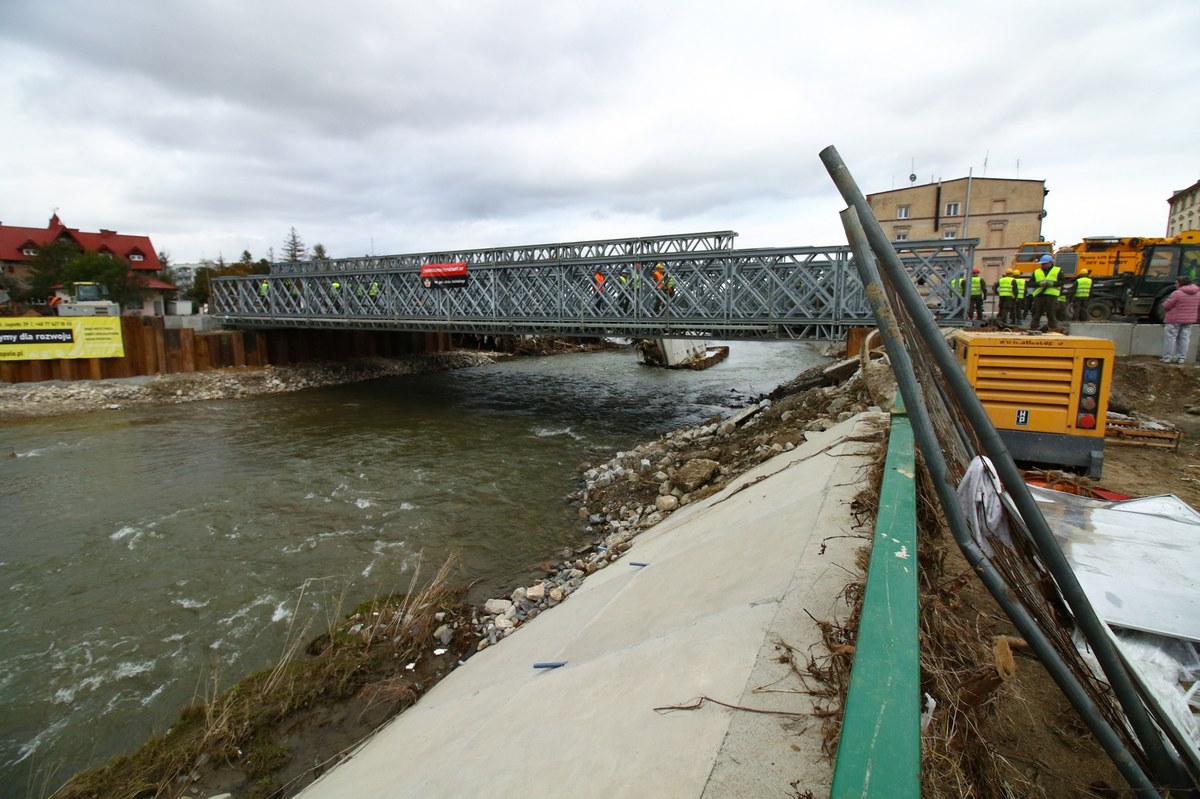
[211,231,975,341]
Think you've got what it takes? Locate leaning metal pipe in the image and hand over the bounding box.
[822,145,1195,795]
[838,206,1161,797]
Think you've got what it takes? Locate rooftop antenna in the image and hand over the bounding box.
[1016,158,1020,178]
[909,158,917,186]
[983,150,989,177]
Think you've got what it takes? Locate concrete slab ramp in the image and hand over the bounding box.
[298,412,888,799]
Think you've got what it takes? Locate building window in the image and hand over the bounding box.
[943,229,958,239]
[22,248,37,256]
[897,205,910,219]
[944,201,961,216]
[130,254,144,262]
[895,232,909,241]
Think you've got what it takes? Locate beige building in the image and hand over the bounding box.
[866,177,1047,284]
[1167,179,1200,236]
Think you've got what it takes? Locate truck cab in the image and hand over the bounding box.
[1069,230,1200,322]
[1126,234,1200,321]
[1010,241,1056,273]
[56,282,121,316]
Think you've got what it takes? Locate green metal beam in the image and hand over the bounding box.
[831,407,920,798]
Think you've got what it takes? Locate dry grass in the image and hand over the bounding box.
[910,454,1020,799]
[907,457,1121,799]
[798,439,884,759]
[797,436,1103,798]
[52,556,466,799]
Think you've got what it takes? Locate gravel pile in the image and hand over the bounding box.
[0,352,498,420]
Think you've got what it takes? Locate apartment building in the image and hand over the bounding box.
[866,177,1048,285]
[1167,179,1200,236]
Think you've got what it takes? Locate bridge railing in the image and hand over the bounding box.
[831,404,920,798]
[268,231,739,275]
[212,237,976,341]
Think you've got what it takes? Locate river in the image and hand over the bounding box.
[0,340,827,796]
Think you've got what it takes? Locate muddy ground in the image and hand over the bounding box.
[1103,357,1200,509]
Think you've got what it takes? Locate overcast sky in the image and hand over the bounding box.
[1,1,1197,265]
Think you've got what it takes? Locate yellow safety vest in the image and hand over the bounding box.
[997,276,1014,298]
[1032,266,1061,297]
[969,276,983,296]
[1074,276,1092,298]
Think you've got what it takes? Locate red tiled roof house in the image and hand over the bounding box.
[0,213,177,314]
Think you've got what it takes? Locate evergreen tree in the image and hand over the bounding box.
[187,264,213,307]
[282,228,307,262]
[310,243,328,260]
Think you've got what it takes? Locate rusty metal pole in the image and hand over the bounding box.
[840,205,1161,797]
[823,144,1195,796]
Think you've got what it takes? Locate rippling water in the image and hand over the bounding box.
[0,341,826,795]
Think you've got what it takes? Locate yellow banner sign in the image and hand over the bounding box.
[0,317,125,360]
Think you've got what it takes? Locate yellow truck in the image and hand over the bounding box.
[1012,231,1200,321]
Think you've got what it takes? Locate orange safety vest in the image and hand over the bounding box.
[593,272,605,293]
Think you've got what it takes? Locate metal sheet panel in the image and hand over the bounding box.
[1032,486,1200,642]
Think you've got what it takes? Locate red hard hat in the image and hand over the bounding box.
[972,267,981,274]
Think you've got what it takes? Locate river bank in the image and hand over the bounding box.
[27,349,1200,798]
[47,351,876,799]
[8,339,829,798]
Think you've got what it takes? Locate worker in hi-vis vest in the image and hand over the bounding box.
[1012,269,1028,323]
[1029,255,1062,331]
[1071,269,1093,321]
[996,270,1016,325]
[968,268,986,321]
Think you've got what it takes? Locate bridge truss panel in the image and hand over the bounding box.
[268,231,739,276]
[212,239,974,341]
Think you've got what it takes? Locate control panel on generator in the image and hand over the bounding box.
[951,331,1113,478]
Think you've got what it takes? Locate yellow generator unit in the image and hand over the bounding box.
[951,331,1113,478]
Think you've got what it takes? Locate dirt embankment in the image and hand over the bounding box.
[1104,357,1200,508]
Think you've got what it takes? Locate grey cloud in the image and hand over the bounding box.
[3,0,1198,263]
